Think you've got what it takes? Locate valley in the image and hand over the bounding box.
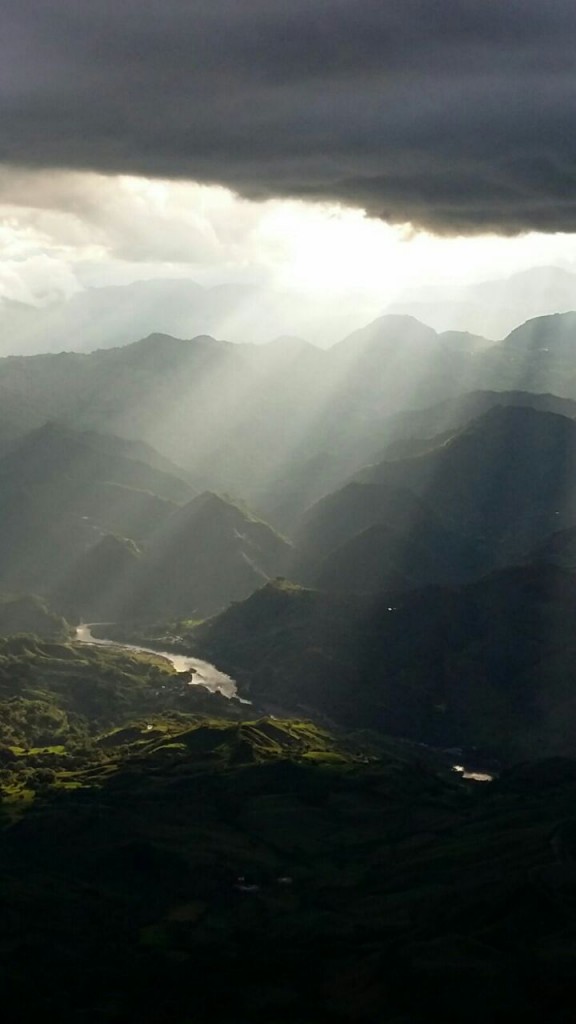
[74,622,238,697]
[5,4,576,1020]
[2,308,576,1020]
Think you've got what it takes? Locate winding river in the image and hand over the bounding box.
[73,628,493,776]
[74,624,238,699]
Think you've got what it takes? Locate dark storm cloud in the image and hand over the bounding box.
[2,0,576,233]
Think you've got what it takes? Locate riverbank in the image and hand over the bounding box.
[74,624,238,698]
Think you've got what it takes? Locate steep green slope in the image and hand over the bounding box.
[194,568,576,762]
[0,634,241,757]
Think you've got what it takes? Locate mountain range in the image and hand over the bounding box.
[0,310,576,608]
[2,309,576,744]
[4,299,576,1022]
[4,264,576,355]
[2,309,576,514]
[387,265,576,337]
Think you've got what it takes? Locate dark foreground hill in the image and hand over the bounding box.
[2,636,576,1022]
[193,568,576,763]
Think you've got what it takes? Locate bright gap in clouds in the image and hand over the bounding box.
[260,202,576,294]
[0,168,575,347]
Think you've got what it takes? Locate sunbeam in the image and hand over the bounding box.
[3,4,576,1020]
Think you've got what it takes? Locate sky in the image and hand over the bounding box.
[1,1,576,345]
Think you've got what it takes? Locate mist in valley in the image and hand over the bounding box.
[3,2,576,1021]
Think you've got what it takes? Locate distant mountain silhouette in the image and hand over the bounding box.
[377,388,576,459]
[292,481,477,590]
[387,265,576,337]
[1,313,576,531]
[0,277,369,353]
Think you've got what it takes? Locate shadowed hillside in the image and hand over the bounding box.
[0,423,191,593]
[1,638,576,1022]
[53,491,292,622]
[289,405,576,594]
[193,568,576,763]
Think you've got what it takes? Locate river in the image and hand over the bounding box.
[74,628,494,774]
[74,624,238,699]
[452,763,494,783]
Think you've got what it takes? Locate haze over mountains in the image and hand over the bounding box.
[0,301,576,637]
[1,305,576,516]
[5,294,576,1022]
[0,277,386,354]
[8,3,576,1018]
[387,265,576,338]
[1,264,576,355]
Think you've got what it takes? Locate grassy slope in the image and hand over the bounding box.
[1,733,576,1019]
[0,636,574,1020]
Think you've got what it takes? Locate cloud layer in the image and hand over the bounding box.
[1,1,576,234]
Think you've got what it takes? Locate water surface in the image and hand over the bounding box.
[74,624,237,698]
